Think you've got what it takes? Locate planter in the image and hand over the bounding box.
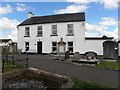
[2,68,74,89]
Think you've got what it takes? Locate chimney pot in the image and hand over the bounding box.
[27,12,34,18]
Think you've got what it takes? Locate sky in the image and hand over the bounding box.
[0,0,119,42]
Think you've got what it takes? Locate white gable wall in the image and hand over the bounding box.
[85,40,111,55]
[85,40,104,55]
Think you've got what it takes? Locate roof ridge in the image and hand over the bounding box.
[32,12,85,18]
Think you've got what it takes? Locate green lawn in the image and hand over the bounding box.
[2,61,23,73]
[96,60,120,70]
[71,77,110,90]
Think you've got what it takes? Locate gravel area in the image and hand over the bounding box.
[2,79,46,88]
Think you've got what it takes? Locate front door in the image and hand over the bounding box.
[37,42,42,54]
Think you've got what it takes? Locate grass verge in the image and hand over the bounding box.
[71,77,110,90]
[3,61,23,73]
[96,60,120,70]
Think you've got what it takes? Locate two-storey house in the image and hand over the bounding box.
[17,12,86,54]
[17,12,113,56]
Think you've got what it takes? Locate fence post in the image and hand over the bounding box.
[2,58,5,73]
[12,56,15,66]
[5,54,8,62]
[26,57,28,68]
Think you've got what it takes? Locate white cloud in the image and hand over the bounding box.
[7,30,18,42]
[100,0,118,9]
[0,17,20,42]
[55,4,88,14]
[99,17,117,26]
[67,0,99,4]
[85,17,118,40]
[16,3,35,12]
[16,3,26,7]
[85,31,100,37]
[16,3,27,12]
[103,28,118,41]
[55,0,118,14]
[86,23,108,32]
[67,0,90,4]
[66,0,118,9]
[0,17,20,31]
[0,4,13,14]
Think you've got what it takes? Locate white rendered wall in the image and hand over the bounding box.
[85,40,107,55]
[17,21,85,54]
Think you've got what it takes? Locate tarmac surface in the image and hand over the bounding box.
[13,54,119,88]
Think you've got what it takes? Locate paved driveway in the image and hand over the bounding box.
[13,54,119,88]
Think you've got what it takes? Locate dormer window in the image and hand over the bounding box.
[67,24,74,36]
[37,26,42,37]
[51,25,58,36]
[25,27,30,37]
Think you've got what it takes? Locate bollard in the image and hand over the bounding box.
[26,57,28,68]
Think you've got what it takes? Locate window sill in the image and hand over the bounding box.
[36,35,43,37]
[66,34,74,36]
[24,36,30,37]
[50,34,58,36]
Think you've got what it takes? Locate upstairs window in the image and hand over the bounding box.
[51,25,57,36]
[52,42,57,53]
[67,24,74,36]
[37,26,42,37]
[25,27,30,37]
[68,42,73,53]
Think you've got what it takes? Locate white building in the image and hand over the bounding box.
[0,39,13,47]
[17,12,113,55]
[0,39,17,52]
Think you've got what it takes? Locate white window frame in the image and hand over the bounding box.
[25,42,29,51]
[51,25,57,35]
[25,27,30,36]
[52,42,57,53]
[67,42,73,53]
[67,24,74,35]
[37,26,42,37]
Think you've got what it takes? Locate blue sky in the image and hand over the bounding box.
[0,0,118,41]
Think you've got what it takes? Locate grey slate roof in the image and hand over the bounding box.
[0,39,12,42]
[18,12,85,26]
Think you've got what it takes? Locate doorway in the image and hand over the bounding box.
[37,41,42,54]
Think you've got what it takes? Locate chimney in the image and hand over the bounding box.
[27,12,34,18]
